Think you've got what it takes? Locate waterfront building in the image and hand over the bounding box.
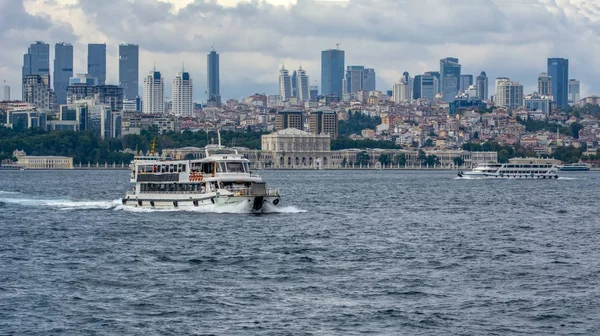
[23,75,55,109]
[278,65,292,100]
[207,48,221,107]
[440,57,461,102]
[119,43,139,100]
[475,71,488,101]
[524,94,552,115]
[88,43,106,85]
[547,58,569,108]
[172,71,193,117]
[261,128,332,168]
[568,79,580,105]
[309,109,338,139]
[53,42,73,105]
[495,78,523,109]
[296,66,310,101]
[13,150,73,169]
[142,70,164,114]
[321,48,345,97]
[460,74,473,93]
[275,109,304,131]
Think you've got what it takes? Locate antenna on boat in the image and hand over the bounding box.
[135,144,139,157]
[217,129,222,148]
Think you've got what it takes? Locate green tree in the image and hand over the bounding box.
[355,151,370,166]
[393,153,406,167]
[453,156,464,167]
[378,153,391,165]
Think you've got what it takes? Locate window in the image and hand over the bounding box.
[226,162,245,173]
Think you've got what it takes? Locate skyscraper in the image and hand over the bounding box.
[53,42,73,105]
[22,41,50,99]
[88,43,106,85]
[475,71,488,101]
[547,58,569,108]
[296,66,309,101]
[440,57,461,102]
[568,79,580,105]
[309,85,318,101]
[538,73,552,96]
[413,75,422,100]
[460,74,473,93]
[172,71,193,117]
[207,48,221,107]
[142,70,164,114]
[278,65,292,100]
[420,74,437,101]
[392,72,412,103]
[119,43,139,100]
[3,83,10,101]
[321,48,345,97]
[23,74,55,109]
[345,65,365,94]
[363,68,376,92]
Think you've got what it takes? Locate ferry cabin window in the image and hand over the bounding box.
[202,163,214,174]
[226,162,246,173]
[217,162,227,173]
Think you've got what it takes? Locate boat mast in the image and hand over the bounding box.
[217,129,222,148]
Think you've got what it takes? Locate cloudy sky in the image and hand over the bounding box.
[1,0,599,101]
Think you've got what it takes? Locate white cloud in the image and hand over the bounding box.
[0,0,598,101]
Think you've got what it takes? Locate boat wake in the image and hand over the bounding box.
[0,193,305,214]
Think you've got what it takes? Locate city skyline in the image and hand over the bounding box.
[1,0,599,101]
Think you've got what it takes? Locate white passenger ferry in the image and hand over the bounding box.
[121,138,280,211]
[457,158,559,179]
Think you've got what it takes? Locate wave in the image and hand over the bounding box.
[0,195,305,214]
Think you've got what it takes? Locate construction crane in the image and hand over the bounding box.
[336,43,341,49]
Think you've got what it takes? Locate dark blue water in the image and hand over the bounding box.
[1,170,599,335]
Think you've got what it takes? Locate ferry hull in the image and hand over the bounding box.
[458,172,558,179]
[121,194,280,211]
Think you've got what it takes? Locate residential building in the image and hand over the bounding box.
[119,43,139,99]
[278,65,292,100]
[172,71,193,116]
[22,41,50,99]
[53,42,73,105]
[537,73,552,96]
[321,48,345,97]
[495,78,523,109]
[524,94,552,115]
[275,109,304,131]
[309,109,338,139]
[568,79,580,105]
[66,83,95,103]
[69,73,98,86]
[142,70,164,114]
[393,72,412,103]
[87,43,106,85]
[547,58,569,108]
[96,85,124,111]
[23,74,55,109]
[207,48,221,107]
[476,71,488,101]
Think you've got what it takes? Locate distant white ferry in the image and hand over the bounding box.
[458,158,559,179]
[121,136,280,210]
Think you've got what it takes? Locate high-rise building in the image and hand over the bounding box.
[495,78,523,109]
[88,43,106,85]
[345,65,364,94]
[524,94,552,115]
[321,48,345,97]
[296,66,310,101]
[207,48,221,107]
[53,42,73,105]
[278,65,292,100]
[392,72,412,103]
[460,74,473,93]
[95,85,124,111]
[172,71,193,117]
[412,75,422,100]
[547,58,569,108]
[568,79,580,105]
[275,109,304,131]
[67,83,95,104]
[309,85,318,101]
[142,70,164,114]
[363,68,376,92]
[69,73,98,86]
[3,84,10,101]
[291,70,297,98]
[23,74,55,109]
[475,71,488,101]
[440,57,461,102]
[309,110,338,139]
[22,41,50,99]
[420,73,437,101]
[538,73,552,96]
[119,43,139,100]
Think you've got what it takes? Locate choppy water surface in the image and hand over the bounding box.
[1,169,599,335]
